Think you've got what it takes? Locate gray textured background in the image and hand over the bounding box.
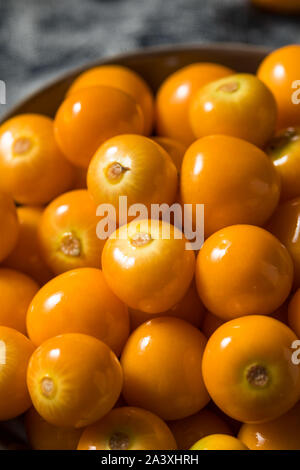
[0,0,300,116]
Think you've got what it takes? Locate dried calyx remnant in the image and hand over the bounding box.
[246,364,269,388]
[130,232,152,247]
[109,432,130,450]
[218,81,239,93]
[60,232,81,257]
[40,377,55,398]
[106,162,130,181]
[13,137,32,155]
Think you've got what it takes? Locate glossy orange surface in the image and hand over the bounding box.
[189,74,277,147]
[25,407,82,450]
[238,401,300,450]
[257,45,300,129]
[196,225,293,319]
[102,219,195,313]
[267,127,300,202]
[67,65,154,135]
[54,86,144,168]
[190,434,247,450]
[0,268,39,334]
[168,408,231,450]
[155,62,234,146]
[151,137,186,173]
[129,282,205,330]
[3,206,53,285]
[0,114,74,204]
[78,407,177,450]
[38,189,105,275]
[27,268,129,355]
[87,134,177,217]
[267,197,300,288]
[0,326,35,420]
[181,136,280,237]
[27,333,123,428]
[202,315,300,423]
[121,317,209,421]
[0,192,19,263]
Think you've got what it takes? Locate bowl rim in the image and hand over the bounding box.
[1,41,271,123]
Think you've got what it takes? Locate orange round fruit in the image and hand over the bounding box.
[238,401,300,450]
[38,189,105,275]
[0,326,35,420]
[267,197,300,288]
[102,219,195,313]
[202,315,300,423]
[77,407,177,450]
[196,225,293,320]
[3,206,53,285]
[0,114,74,204]
[181,135,280,237]
[27,333,123,428]
[129,282,205,330]
[25,407,82,450]
[87,134,177,218]
[121,317,209,421]
[189,73,277,148]
[67,65,154,135]
[190,434,247,450]
[54,86,144,168]
[168,408,232,450]
[0,191,19,263]
[257,45,300,129]
[266,127,300,202]
[27,267,129,356]
[0,268,39,334]
[155,62,234,146]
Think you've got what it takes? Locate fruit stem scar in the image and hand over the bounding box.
[40,377,56,398]
[130,232,152,247]
[60,232,81,257]
[106,162,130,181]
[246,364,269,388]
[109,432,130,450]
[218,81,239,93]
[13,137,32,155]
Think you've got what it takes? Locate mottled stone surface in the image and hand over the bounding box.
[0,0,299,115]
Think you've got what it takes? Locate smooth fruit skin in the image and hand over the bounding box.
[181,135,280,237]
[87,134,178,216]
[168,409,232,450]
[0,326,35,420]
[0,192,19,263]
[121,317,209,421]
[0,114,74,204]
[196,225,293,320]
[67,65,154,135]
[102,219,195,314]
[27,268,129,356]
[155,62,234,146]
[238,401,300,450]
[190,434,247,451]
[189,74,277,148]
[3,206,53,285]
[54,86,144,168]
[25,407,82,450]
[266,127,300,202]
[27,333,123,428]
[0,268,39,334]
[257,45,300,129]
[129,282,205,330]
[288,289,300,337]
[267,198,300,288]
[151,137,186,173]
[38,190,105,275]
[77,407,177,450]
[202,315,300,423]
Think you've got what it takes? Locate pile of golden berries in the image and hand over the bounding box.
[0,44,300,450]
